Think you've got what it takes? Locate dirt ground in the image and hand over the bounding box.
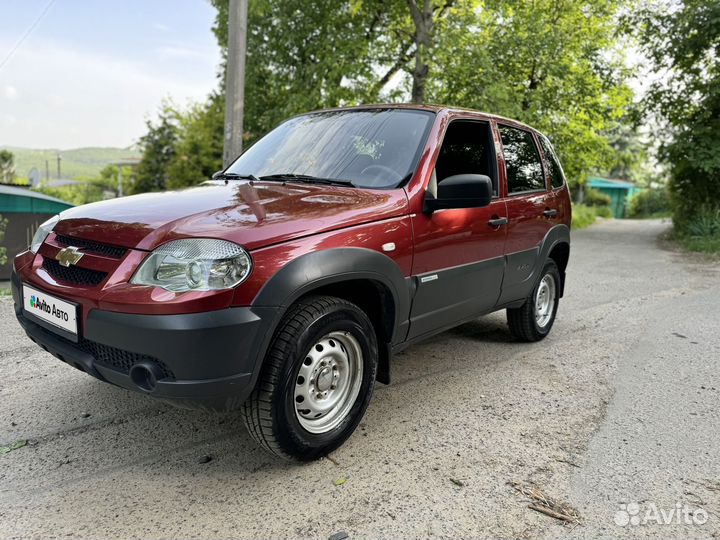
[1,219,719,539]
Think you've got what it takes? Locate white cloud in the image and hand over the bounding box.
[153,22,170,32]
[4,86,18,100]
[0,39,220,149]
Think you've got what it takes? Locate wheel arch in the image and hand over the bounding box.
[547,240,570,297]
[252,248,411,384]
[539,225,570,298]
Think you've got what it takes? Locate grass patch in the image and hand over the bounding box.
[674,233,720,254]
[672,207,720,254]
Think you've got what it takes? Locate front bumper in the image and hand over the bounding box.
[11,273,277,412]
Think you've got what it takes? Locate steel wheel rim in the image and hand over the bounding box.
[535,274,556,328]
[294,331,364,434]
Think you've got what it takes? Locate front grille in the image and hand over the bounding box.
[55,234,127,259]
[42,258,108,286]
[77,339,175,379]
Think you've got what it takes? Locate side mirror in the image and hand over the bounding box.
[423,174,493,214]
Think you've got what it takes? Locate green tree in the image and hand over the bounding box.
[132,103,180,194]
[0,150,15,183]
[134,0,635,195]
[634,0,720,233]
[165,93,226,189]
[429,0,634,189]
[606,122,648,182]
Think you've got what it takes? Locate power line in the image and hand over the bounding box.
[0,0,57,73]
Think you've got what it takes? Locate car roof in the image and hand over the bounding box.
[305,103,540,133]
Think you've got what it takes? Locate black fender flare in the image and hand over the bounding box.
[538,224,570,296]
[253,247,411,343]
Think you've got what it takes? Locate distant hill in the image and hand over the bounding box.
[2,146,142,181]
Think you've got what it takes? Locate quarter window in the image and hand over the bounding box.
[539,135,566,189]
[499,126,545,194]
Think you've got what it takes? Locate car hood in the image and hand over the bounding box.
[53,181,409,252]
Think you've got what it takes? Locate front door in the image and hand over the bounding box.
[408,119,508,340]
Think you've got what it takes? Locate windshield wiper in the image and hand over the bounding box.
[259,173,355,187]
[213,172,260,182]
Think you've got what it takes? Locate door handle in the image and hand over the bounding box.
[488,217,508,228]
[543,209,558,218]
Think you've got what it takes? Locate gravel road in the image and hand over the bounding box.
[1,219,718,540]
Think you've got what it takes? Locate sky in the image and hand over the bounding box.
[0,0,222,150]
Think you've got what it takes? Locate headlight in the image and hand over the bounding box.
[30,214,60,253]
[131,239,252,292]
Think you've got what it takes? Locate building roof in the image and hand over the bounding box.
[588,177,636,190]
[0,184,74,214]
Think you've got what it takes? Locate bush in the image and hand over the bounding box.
[687,207,720,238]
[595,206,613,219]
[571,204,598,229]
[584,188,612,207]
[674,207,720,254]
[627,188,670,218]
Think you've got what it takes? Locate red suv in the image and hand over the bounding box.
[12,105,570,460]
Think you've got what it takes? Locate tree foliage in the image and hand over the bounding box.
[430,0,633,187]
[634,0,720,232]
[132,103,180,194]
[135,0,636,193]
[0,150,15,184]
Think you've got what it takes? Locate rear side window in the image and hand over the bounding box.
[539,135,566,189]
[498,125,545,194]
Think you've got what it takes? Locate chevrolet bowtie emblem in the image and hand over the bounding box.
[55,246,84,267]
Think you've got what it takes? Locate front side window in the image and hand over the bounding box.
[434,120,498,195]
[226,109,435,189]
[498,125,545,194]
[539,135,566,189]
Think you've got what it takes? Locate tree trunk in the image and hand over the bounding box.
[407,0,432,103]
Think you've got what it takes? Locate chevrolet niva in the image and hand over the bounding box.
[12,105,570,460]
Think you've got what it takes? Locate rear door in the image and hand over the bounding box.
[408,119,508,340]
[496,123,555,304]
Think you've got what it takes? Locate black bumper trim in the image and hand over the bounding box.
[12,273,278,412]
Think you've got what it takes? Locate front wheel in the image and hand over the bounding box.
[242,295,378,460]
[507,260,561,342]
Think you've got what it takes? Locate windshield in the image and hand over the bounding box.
[226,109,435,189]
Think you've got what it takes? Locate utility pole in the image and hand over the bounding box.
[56,153,62,179]
[222,0,249,168]
[45,160,50,181]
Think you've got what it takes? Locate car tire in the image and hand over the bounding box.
[242,295,378,461]
[507,260,560,342]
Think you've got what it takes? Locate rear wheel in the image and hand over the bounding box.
[507,260,560,342]
[242,295,378,460]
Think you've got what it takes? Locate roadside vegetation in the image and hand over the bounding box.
[634,1,720,253]
[627,188,671,219]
